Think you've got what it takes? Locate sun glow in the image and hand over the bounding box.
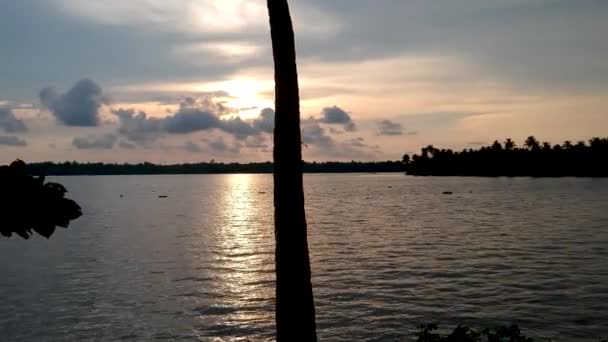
[206,79,274,119]
[112,78,274,119]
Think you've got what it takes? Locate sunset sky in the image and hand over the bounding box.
[1,0,607,163]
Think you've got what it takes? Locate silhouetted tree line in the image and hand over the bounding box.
[1,160,82,239]
[26,160,405,176]
[403,136,608,177]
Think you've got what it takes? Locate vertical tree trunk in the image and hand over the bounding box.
[266,0,318,341]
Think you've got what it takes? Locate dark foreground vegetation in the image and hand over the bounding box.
[26,160,404,176]
[0,160,82,239]
[415,324,606,342]
[416,324,534,342]
[404,136,608,177]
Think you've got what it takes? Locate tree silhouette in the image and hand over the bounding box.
[404,137,608,177]
[524,136,540,151]
[266,0,317,341]
[491,140,502,151]
[0,160,82,239]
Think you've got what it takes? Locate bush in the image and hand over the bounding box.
[0,160,82,239]
[416,324,534,342]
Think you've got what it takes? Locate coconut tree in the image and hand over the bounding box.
[524,136,540,151]
[266,0,317,341]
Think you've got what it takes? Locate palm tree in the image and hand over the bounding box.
[562,140,573,149]
[422,145,436,159]
[491,140,503,151]
[524,136,540,151]
[266,1,317,341]
[504,138,515,150]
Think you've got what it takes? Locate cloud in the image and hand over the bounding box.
[377,120,403,136]
[302,119,334,147]
[118,140,136,149]
[244,135,269,149]
[208,136,241,154]
[252,108,274,133]
[0,135,26,146]
[300,118,380,159]
[113,108,163,142]
[164,108,220,134]
[345,137,369,148]
[40,79,108,126]
[220,117,259,140]
[319,106,356,131]
[72,134,118,149]
[182,140,203,153]
[0,105,27,133]
[114,100,272,143]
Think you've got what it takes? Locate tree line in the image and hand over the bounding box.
[403,136,608,177]
[26,160,405,176]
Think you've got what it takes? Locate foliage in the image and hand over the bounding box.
[0,160,82,239]
[416,324,534,342]
[26,160,405,175]
[403,136,608,177]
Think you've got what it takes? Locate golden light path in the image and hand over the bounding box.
[212,174,275,334]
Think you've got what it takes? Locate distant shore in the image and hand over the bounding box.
[403,136,608,177]
[19,136,608,177]
[26,161,405,176]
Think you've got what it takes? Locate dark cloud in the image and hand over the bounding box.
[164,108,220,134]
[114,101,272,143]
[113,108,163,142]
[252,108,275,134]
[220,117,259,140]
[344,137,368,148]
[377,120,403,136]
[0,135,26,146]
[299,1,608,93]
[302,119,334,147]
[319,106,356,131]
[300,118,379,159]
[40,79,108,126]
[0,105,27,133]
[1,1,606,104]
[320,106,351,124]
[72,134,118,149]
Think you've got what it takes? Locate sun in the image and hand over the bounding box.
[211,79,274,119]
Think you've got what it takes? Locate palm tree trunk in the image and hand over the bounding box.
[266,0,317,341]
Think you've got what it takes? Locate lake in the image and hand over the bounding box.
[1,174,607,341]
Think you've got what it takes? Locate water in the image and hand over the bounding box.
[1,174,607,341]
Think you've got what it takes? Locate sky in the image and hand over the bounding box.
[1,0,607,163]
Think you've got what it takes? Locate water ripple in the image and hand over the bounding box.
[0,174,607,341]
